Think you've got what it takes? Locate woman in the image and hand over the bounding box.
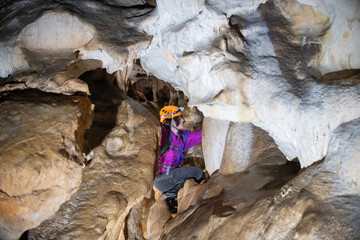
[154,105,203,213]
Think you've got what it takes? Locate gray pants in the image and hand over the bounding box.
[154,166,202,193]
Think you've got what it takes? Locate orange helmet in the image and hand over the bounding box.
[160,105,184,123]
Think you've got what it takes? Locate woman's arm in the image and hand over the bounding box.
[184,129,202,152]
[159,126,170,151]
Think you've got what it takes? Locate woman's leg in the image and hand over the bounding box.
[154,166,202,192]
[153,167,203,213]
[169,166,202,213]
[172,166,202,183]
[153,172,181,213]
[154,172,180,192]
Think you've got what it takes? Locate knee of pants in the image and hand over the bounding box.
[192,167,203,179]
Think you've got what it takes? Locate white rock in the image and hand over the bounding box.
[0,43,29,78]
[106,138,124,155]
[322,118,360,195]
[138,0,360,169]
[139,0,228,87]
[220,122,254,174]
[303,0,360,74]
[206,0,267,16]
[202,117,230,175]
[19,11,95,53]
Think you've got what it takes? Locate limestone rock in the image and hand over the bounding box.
[203,120,284,176]
[19,12,95,53]
[159,161,359,239]
[145,198,171,240]
[160,161,299,239]
[1,0,359,169]
[138,0,360,169]
[202,118,230,175]
[219,122,254,174]
[156,119,360,239]
[0,90,93,240]
[294,0,360,75]
[317,118,360,196]
[177,179,206,214]
[27,82,160,239]
[0,0,359,239]
[0,1,152,95]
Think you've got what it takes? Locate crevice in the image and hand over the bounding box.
[0,187,54,199]
[0,189,12,198]
[124,209,130,240]
[79,68,122,153]
[19,230,29,240]
[319,69,360,85]
[229,15,248,45]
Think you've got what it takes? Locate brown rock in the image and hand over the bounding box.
[177,179,206,214]
[0,90,93,240]
[157,119,360,239]
[161,161,301,240]
[145,198,171,240]
[27,89,161,239]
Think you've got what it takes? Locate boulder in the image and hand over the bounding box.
[0,90,93,240]
[27,93,160,239]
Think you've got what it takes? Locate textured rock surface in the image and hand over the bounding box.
[26,72,160,240]
[219,122,254,174]
[157,147,299,239]
[0,0,359,239]
[220,122,287,174]
[138,0,360,168]
[202,118,230,175]
[1,0,359,168]
[0,1,153,95]
[145,197,171,240]
[142,117,360,239]
[158,126,360,239]
[203,120,296,175]
[0,90,93,240]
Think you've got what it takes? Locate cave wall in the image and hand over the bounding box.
[1,0,359,169]
[0,90,93,239]
[0,0,359,239]
[138,0,360,168]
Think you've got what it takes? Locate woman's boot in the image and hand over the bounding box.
[165,196,178,214]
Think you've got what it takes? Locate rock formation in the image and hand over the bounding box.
[138,0,360,168]
[150,121,360,239]
[0,0,359,239]
[0,90,93,239]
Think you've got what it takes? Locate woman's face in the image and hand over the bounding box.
[175,116,185,130]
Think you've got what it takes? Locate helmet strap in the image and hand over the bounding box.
[170,117,180,136]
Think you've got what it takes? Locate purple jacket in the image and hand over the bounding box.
[158,126,202,173]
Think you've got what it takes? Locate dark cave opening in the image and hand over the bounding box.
[78,68,121,155]
[19,230,28,240]
[143,86,154,101]
[77,65,188,156]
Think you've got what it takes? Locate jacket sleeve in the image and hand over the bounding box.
[159,126,169,153]
[184,129,202,152]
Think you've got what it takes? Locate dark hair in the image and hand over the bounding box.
[162,115,184,130]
